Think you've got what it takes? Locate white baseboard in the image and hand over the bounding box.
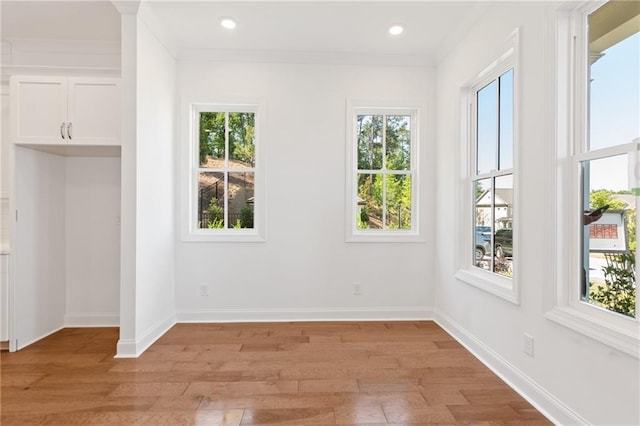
[434,309,588,426]
[115,313,176,358]
[176,307,433,323]
[64,313,119,327]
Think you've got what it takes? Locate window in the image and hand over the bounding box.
[346,103,420,242]
[580,4,638,318]
[455,29,519,303]
[473,69,515,277]
[549,2,639,357]
[184,103,264,242]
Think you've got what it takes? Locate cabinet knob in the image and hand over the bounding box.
[60,122,66,140]
[67,123,72,140]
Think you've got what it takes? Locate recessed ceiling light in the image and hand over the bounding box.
[220,17,237,30]
[389,25,404,36]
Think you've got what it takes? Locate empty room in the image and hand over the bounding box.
[0,1,638,425]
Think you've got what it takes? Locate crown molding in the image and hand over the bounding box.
[5,38,120,56]
[111,0,141,16]
[139,2,178,59]
[1,64,120,78]
[1,41,12,65]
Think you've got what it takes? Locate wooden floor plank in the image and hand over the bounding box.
[0,322,552,425]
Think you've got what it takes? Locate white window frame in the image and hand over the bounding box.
[181,101,265,242]
[345,100,422,242]
[455,28,520,304]
[546,2,639,358]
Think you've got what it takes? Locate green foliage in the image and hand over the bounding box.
[199,112,225,165]
[357,174,382,216]
[207,217,223,229]
[354,114,413,230]
[360,206,369,222]
[240,205,254,229]
[385,115,411,171]
[628,209,636,252]
[357,206,370,229]
[475,182,486,201]
[385,175,412,229]
[590,251,636,317]
[356,115,383,170]
[199,112,255,167]
[589,189,626,210]
[228,112,255,166]
[207,199,224,229]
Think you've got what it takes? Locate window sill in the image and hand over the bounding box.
[182,230,265,243]
[346,231,425,243]
[545,306,639,359]
[455,268,518,304]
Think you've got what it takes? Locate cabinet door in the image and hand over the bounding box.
[67,78,120,145]
[10,76,67,144]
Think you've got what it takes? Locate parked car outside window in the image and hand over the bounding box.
[494,228,513,257]
[476,226,492,235]
[475,230,491,260]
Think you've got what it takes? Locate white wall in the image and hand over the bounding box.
[1,87,9,249]
[131,16,176,349]
[116,12,138,357]
[7,39,120,71]
[14,146,66,348]
[1,86,9,341]
[175,60,434,321]
[65,156,120,325]
[435,3,639,425]
[13,149,121,344]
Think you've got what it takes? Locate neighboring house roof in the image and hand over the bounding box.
[476,188,513,207]
[612,194,637,210]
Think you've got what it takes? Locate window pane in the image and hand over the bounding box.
[499,69,514,170]
[494,175,513,277]
[386,115,411,171]
[357,115,383,170]
[199,112,226,168]
[198,172,225,229]
[474,178,493,269]
[229,112,255,168]
[581,155,636,317]
[477,80,498,174]
[588,19,639,151]
[228,172,254,229]
[385,174,411,229]
[357,173,382,229]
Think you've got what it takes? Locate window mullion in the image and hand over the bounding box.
[382,172,387,229]
[496,78,501,171]
[382,116,388,229]
[491,177,496,271]
[224,171,229,229]
[224,112,230,228]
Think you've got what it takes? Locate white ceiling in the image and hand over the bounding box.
[147,1,487,59]
[1,1,121,42]
[1,1,490,62]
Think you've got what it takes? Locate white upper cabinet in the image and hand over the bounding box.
[10,76,121,146]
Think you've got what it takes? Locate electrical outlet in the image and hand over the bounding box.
[352,282,361,296]
[523,333,534,357]
[199,284,209,296]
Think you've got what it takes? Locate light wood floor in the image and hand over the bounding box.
[1,321,551,425]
